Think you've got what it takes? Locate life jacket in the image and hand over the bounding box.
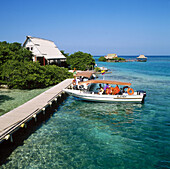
[114,86,120,95]
[106,87,111,94]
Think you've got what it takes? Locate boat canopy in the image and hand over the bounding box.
[79,80,131,86]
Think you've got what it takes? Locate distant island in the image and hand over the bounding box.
[99,54,147,62]
[98,54,126,62]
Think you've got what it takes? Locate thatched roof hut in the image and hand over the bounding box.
[137,55,147,62]
[137,55,147,59]
[105,54,117,59]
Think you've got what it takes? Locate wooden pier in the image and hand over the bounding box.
[0,79,72,144]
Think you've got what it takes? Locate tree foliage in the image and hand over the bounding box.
[110,57,126,61]
[60,50,69,58]
[98,56,106,62]
[1,60,73,89]
[66,51,95,71]
[0,41,73,89]
[98,56,126,62]
[0,41,33,67]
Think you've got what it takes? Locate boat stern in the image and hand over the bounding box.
[137,90,146,103]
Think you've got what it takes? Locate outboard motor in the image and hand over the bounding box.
[137,90,146,103]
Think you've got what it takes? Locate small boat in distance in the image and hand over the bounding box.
[63,80,146,103]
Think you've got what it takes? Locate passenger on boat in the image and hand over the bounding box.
[103,83,109,94]
[106,85,112,95]
[73,77,80,90]
[110,87,114,94]
[112,85,120,95]
[79,76,83,82]
[71,77,76,89]
[76,77,80,89]
[99,84,104,95]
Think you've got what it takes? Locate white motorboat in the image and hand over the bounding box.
[63,80,146,103]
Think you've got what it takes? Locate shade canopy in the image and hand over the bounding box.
[75,71,95,79]
[79,80,131,86]
[137,55,147,58]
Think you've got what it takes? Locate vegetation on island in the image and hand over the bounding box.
[98,56,107,62]
[0,41,73,89]
[66,51,95,71]
[1,60,72,89]
[98,56,126,62]
[0,42,96,89]
[0,41,33,66]
[110,57,126,61]
[61,50,69,58]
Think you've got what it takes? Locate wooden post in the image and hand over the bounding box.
[43,57,46,66]
[34,56,36,62]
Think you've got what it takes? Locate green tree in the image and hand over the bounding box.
[98,56,106,62]
[0,41,73,89]
[110,57,126,61]
[1,60,73,89]
[0,41,33,84]
[60,50,69,58]
[0,41,32,67]
[66,51,95,70]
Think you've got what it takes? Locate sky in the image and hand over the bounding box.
[0,0,170,56]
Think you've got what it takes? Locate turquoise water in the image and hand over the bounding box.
[1,56,170,168]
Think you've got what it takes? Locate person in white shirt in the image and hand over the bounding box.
[75,77,80,89]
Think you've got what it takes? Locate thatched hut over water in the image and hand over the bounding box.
[137,55,147,62]
[105,54,117,59]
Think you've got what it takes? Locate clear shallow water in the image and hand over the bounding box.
[1,56,170,169]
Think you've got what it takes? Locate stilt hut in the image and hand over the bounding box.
[137,55,147,62]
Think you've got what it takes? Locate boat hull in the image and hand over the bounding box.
[63,89,145,103]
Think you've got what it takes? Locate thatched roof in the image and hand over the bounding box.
[75,71,95,79]
[137,55,147,58]
[105,54,117,59]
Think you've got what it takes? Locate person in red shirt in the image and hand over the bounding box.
[113,85,120,95]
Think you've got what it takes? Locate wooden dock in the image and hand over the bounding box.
[0,79,72,143]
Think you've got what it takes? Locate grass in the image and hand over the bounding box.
[0,87,51,116]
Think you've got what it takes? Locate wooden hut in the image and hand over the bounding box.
[137,55,147,62]
[75,71,96,80]
[105,54,117,59]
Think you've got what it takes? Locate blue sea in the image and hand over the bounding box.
[1,56,170,169]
